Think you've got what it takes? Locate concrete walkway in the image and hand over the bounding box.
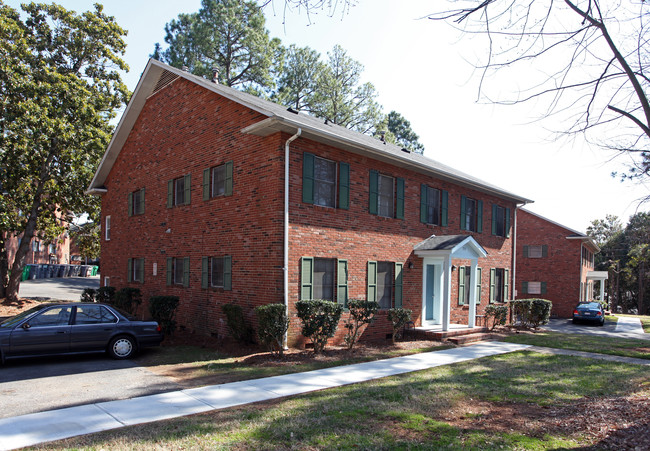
[0,341,530,450]
[614,316,646,336]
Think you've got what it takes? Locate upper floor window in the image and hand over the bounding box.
[491,205,511,237]
[369,170,404,219]
[460,195,483,233]
[201,256,232,290]
[32,241,40,252]
[48,244,55,254]
[302,153,349,209]
[128,188,145,216]
[368,261,403,309]
[524,245,547,258]
[420,185,448,226]
[300,257,348,306]
[105,216,111,241]
[203,162,233,200]
[167,175,191,207]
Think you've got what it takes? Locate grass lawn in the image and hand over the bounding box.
[36,351,649,450]
[503,331,650,360]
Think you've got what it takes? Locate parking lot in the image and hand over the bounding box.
[18,275,100,302]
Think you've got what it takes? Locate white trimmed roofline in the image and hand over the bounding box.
[521,208,600,252]
[88,59,534,206]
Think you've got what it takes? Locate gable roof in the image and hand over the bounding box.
[88,59,533,205]
[520,208,600,252]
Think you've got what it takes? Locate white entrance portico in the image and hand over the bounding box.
[414,235,488,332]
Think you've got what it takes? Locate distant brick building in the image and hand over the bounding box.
[515,209,605,318]
[88,59,532,345]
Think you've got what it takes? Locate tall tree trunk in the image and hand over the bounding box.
[0,233,9,299]
[638,259,645,315]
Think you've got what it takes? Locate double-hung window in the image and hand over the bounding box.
[167,175,191,207]
[521,281,546,295]
[302,153,349,209]
[491,204,511,237]
[367,261,403,309]
[203,162,233,200]
[128,188,145,216]
[167,257,189,287]
[201,256,232,290]
[458,266,482,305]
[128,258,144,283]
[105,216,111,241]
[489,268,510,303]
[420,185,448,226]
[369,170,404,219]
[523,245,547,258]
[460,195,483,233]
[300,257,348,306]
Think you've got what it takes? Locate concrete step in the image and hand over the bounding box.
[447,333,494,345]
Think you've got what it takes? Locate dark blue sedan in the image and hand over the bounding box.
[0,303,163,363]
[572,302,605,326]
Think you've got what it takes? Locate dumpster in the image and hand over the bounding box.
[80,265,91,277]
[91,266,99,276]
[28,264,38,279]
[21,265,30,281]
[45,265,54,278]
[71,265,81,277]
[37,265,46,278]
[56,265,65,277]
[62,265,71,277]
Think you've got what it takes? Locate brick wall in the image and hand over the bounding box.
[101,76,519,347]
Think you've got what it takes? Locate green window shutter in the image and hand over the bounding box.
[523,245,529,258]
[368,170,378,215]
[139,259,145,284]
[337,259,348,307]
[183,257,190,288]
[184,174,191,205]
[505,207,511,237]
[476,267,482,304]
[166,257,172,286]
[367,261,377,302]
[302,153,314,204]
[460,195,467,231]
[541,282,547,294]
[203,168,210,200]
[489,268,496,303]
[224,256,232,291]
[167,180,173,208]
[458,266,466,305]
[504,269,510,301]
[201,257,208,289]
[127,258,132,283]
[394,262,403,308]
[477,200,483,233]
[396,177,405,219]
[542,245,548,257]
[128,192,133,217]
[140,188,145,215]
[225,161,233,196]
[339,162,350,210]
[522,281,528,294]
[420,184,428,223]
[441,190,449,227]
[491,204,498,235]
[300,257,313,300]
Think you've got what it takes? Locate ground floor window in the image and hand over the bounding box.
[128,258,144,283]
[458,266,482,305]
[368,261,403,309]
[167,257,189,287]
[490,268,509,303]
[521,281,546,295]
[300,257,348,305]
[201,256,232,290]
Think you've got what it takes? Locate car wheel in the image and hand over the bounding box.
[572,318,578,324]
[108,336,137,359]
[599,319,605,326]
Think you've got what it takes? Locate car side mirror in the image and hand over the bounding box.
[21,323,31,330]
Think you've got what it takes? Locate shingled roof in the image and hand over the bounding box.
[88,59,533,206]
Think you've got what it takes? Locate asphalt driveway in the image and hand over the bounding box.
[542,316,649,340]
[18,276,100,301]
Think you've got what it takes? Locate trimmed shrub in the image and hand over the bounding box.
[295,299,343,354]
[484,304,508,331]
[343,299,379,350]
[255,303,289,357]
[96,286,116,304]
[387,308,412,344]
[113,287,142,315]
[149,295,180,335]
[511,299,552,329]
[80,288,96,303]
[222,303,254,344]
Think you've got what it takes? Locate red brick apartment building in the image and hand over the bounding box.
[88,59,532,345]
[4,231,71,266]
[516,209,606,318]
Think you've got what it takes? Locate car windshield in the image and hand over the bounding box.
[0,304,49,328]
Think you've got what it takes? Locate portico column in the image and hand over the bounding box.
[468,259,477,328]
[599,280,605,302]
[442,255,451,332]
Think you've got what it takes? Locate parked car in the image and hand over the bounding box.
[572,302,605,326]
[0,303,163,363]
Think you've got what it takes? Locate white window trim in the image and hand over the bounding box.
[105,216,111,241]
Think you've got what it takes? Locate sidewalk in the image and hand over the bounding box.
[0,341,530,450]
[614,316,646,336]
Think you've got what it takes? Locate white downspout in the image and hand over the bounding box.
[283,128,301,349]
[512,207,518,301]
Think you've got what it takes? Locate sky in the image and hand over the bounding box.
[6,0,649,233]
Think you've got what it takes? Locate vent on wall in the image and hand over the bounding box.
[152,69,180,95]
